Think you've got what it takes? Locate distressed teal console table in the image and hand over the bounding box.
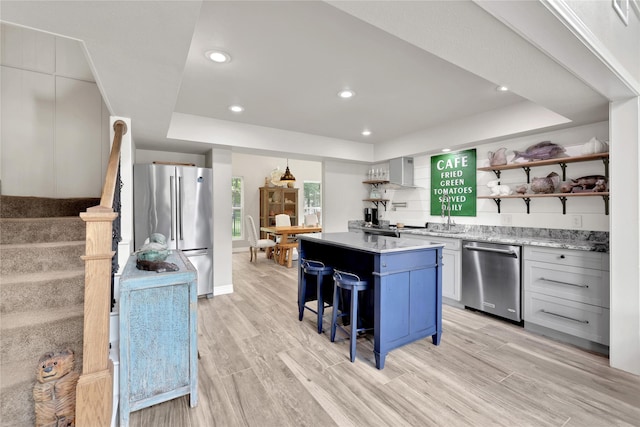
[119,251,198,426]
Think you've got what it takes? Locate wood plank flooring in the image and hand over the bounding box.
[128,252,640,426]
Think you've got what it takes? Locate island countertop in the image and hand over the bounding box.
[298,232,444,254]
[348,222,609,253]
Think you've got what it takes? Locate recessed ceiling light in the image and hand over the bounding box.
[442,148,451,152]
[496,85,509,92]
[229,105,244,113]
[206,50,231,63]
[361,130,372,136]
[338,89,355,99]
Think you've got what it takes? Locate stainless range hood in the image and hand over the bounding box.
[388,157,417,188]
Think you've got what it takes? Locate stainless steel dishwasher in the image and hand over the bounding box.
[461,240,522,322]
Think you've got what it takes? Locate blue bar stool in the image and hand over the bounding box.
[299,259,334,334]
[331,269,372,363]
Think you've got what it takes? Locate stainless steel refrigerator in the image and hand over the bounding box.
[133,164,213,297]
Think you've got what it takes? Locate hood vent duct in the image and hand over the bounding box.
[388,157,418,188]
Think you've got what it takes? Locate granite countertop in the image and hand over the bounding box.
[298,232,444,254]
[348,222,609,253]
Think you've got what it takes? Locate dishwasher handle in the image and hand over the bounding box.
[463,244,518,257]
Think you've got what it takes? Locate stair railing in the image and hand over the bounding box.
[75,119,127,426]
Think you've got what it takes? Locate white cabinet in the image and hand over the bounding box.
[402,234,461,301]
[524,246,609,346]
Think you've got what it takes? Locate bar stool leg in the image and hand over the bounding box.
[298,273,306,321]
[316,274,324,334]
[350,287,358,362]
[330,282,339,342]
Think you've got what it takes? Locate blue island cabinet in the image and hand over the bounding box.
[119,251,198,427]
[298,232,443,369]
[374,248,442,368]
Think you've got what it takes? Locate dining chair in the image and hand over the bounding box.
[245,215,276,262]
[304,213,319,227]
[274,214,298,262]
[275,214,291,226]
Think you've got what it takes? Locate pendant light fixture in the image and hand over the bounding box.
[280,159,296,184]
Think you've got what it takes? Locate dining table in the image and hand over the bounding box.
[260,224,322,266]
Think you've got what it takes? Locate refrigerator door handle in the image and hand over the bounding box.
[178,176,184,240]
[183,249,209,256]
[169,175,175,241]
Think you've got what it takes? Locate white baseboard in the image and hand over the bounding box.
[109,341,119,427]
[213,284,234,296]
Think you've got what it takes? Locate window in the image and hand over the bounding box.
[232,177,243,240]
[303,181,321,217]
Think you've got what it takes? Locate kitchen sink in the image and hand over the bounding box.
[435,229,466,234]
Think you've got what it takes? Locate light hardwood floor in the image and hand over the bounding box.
[129,252,640,426]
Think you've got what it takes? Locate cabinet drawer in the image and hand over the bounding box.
[402,233,461,250]
[524,292,609,345]
[524,261,609,308]
[524,246,607,270]
[425,236,461,250]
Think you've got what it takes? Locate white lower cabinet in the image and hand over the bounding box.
[402,234,461,301]
[524,246,610,346]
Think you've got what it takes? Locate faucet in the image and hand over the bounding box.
[441,190,455,231]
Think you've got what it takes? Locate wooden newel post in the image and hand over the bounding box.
[75,206,118,426]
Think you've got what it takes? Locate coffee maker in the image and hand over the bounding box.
[364,208,379,225]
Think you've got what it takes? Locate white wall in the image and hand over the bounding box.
[324,160,369,232]
[381,122,610,232]
[565,0,640,81]
[232,153,322,249]
[211,148,233,295]
[169,113,375,163]
[610,98,640,375]
[0,23,109,197]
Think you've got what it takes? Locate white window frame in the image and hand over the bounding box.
[232,176,244,240]
[303,181,322,217]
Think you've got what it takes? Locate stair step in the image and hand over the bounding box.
[0,241,85,275]
[0,195,99,218]
[0,305,84,364]
[0,360,36,427]
[0,269,85,314]
[0,217,85,244]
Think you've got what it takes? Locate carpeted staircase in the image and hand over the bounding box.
[0,195,99,427]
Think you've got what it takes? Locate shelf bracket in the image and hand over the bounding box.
[491,170,501,180]
[602,194,609,215]
[491,198,502,213]
[558,196,568,215]
[602,157,609,179]
[522,166,531,183]
[372,200,388,211]
[558,162,568,181]
[523,197,531,214]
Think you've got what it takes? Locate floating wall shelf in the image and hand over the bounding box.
[477,152,609,215]
[477,153,609,182]
[477,192,610,215]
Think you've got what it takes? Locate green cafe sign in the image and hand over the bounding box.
[430,149,476,217]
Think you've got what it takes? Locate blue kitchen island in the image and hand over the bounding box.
[298,232,444,369]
